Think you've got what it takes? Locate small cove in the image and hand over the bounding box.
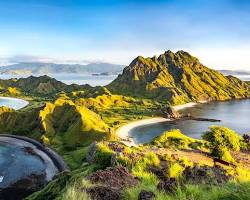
[129,99,250,144]
[0,97,29,110]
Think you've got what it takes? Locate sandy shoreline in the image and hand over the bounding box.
[116,102,205,147]
[0,96,29,110]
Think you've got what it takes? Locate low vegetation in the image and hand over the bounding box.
[25,133,250,200]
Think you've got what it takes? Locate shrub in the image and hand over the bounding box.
[168,163,185,178]
[143,152,161,167]
[179,157,193,168]
[213,145,235,163]
[202,126,244,151]
[235,167,250,182]
[202,126,247,162]
[131,152,160,182]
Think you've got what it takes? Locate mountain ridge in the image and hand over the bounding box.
[108,50,250,104]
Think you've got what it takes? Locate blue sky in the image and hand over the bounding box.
[0,0,250,69]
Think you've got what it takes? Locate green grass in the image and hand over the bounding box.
[152,129,205,150]
[122,182,250,200]
[61,180,92,200]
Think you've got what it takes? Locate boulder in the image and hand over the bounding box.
[88,166,138,190]
[138,190,155,200]
[86,141,98,164]
[87,166,138,200]
[157,178,178,193]
[87,186,120,200]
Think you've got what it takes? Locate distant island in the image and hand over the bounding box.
[0,62,124,75]
[220,69,250,76]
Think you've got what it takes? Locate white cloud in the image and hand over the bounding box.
[0,55,91,66]
[1,47,250,71]
[187,46,250,70]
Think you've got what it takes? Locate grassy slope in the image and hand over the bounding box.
[26,128,250,200]
[0,96,112,152]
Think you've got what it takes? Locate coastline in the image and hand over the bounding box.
[116,101,205,147]
[0,96,29,110]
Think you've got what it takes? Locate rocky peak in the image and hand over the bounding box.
[158,50,199,67]
[129,56,146,68]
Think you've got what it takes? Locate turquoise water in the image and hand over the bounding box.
[130,99,250,144]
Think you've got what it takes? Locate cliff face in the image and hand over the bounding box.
[108,50,250,104]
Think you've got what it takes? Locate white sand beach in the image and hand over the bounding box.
[116,102,206,147]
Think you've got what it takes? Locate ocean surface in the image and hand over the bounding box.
[130,99,250,144]
[0,74,118,86]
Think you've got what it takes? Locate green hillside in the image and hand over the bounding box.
[0,75,91,97]
[0,96,111,149]
[108,50,250,104]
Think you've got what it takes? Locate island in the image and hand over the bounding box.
[0,50,249,200]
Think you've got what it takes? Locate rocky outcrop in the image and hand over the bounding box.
[183,165,232,184]
[86,141,98,164]
[138,190,155,200]
[87,186,120,200]
[157,178,178,193]
[87,166,138,200]
[161,106,181,119]
[88,166,138,189]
